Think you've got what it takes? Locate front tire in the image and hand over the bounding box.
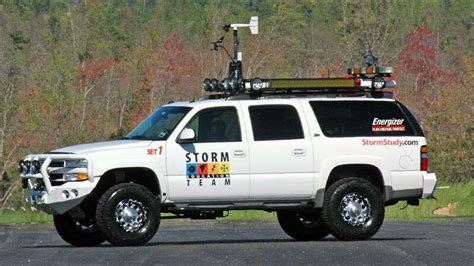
[277,210,330,241]
[95,183,160,246]
[53,213,105,247]
[322,177,384,241]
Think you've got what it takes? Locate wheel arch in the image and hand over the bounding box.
[315,163,388,207]
[80,167,161,216]
[95,167,161,196]
[326,164,384,192]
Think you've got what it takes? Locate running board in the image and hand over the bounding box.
[166,200,315,212]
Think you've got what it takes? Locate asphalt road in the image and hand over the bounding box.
[0,220,473,265]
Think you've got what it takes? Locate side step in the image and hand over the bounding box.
[168,200,314,212]
[161,200,315,220]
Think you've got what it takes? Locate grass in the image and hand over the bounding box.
[385,180,474,221]
[1,181,472,225]
[0,210,52,225]
[224,210,277,220]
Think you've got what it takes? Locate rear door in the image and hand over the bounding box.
[240,100,314,199]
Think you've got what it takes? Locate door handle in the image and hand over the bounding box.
[292,148,306,156]
[232,150,246,158]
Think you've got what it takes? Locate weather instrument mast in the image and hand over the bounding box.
[203,16,396,96]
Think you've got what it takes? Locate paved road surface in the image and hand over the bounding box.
[0,220,473,265]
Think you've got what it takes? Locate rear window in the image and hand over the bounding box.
[310,101,422,137]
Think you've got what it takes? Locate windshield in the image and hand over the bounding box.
[126,106,192,140]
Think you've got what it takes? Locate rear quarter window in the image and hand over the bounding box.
[309,100,422,137]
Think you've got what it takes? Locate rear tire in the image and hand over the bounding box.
[95,183,160,246]
[322,177,384,241]
[53,213,105,247]
[277,210,330,241]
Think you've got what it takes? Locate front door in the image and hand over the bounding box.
[166,104,250,201]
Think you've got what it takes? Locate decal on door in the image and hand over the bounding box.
[372,118,405,132]
[185,152,231,187]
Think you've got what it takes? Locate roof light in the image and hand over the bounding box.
[347,66,393,75]
[250,79,264,92]
[355,78,361,87]
[385,79,397,88]
[203,78,212,91]
[220,78,230,91]
[372,77,385,89]
[211,79,219,91]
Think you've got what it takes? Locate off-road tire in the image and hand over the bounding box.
[95,183,160,246]
[53,213,105,247]
[277,210,330,241]
[322,177,384,241]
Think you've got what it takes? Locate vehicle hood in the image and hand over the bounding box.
[52,140,153,154]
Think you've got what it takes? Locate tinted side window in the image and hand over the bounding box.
[249,105,304,141]
[310,101,417,137]
[185,107,241,142]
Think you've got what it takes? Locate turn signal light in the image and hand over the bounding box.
[78,173,89,181]
[64,173,89,181]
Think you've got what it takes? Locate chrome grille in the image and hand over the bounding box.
[49,161,65,168]
[49,174,63,180]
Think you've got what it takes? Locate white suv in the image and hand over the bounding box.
[20,94,437,246]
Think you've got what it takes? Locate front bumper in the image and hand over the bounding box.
[422,173,437,199]
[21,154,97,214]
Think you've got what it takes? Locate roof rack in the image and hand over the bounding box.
[202,16,396,97]
[197,90,393,101]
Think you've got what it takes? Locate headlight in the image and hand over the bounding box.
[65,159,88,168]
[31,160,41,174]
[25,160,31,173]
[18,160,25,174]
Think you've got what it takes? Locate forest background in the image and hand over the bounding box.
[0,0,472,212]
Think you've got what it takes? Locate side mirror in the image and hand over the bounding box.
[177,128,196,143]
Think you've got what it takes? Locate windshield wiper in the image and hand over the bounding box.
[126,135,151,140]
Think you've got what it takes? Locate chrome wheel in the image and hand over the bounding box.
[115,199,148,232]
[339,192,371,226]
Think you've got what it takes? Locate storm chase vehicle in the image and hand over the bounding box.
[19,17,436,246]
